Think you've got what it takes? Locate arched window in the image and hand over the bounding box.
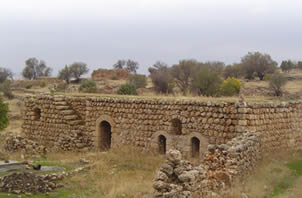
[33,108,41,121]
[99,121,112,151]
[158,135,166,154]
[191,137,200,157]
[171,119,182,135]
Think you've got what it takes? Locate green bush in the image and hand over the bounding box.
[220,77,244,96]
[40,81,47,88]
[192,69,222,96]
[117,83,137,95]
[0,80,14,99]
[79,80,97,93]
[24,84,32,89]
[55,82,68,92]
[128,74,147,89]
[0,97,9,130]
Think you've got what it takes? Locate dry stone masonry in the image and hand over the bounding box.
[154,132,261,198]
[22,95,302,156]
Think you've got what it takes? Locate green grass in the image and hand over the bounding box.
[270,155,302,197]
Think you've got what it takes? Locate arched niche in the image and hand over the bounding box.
[95,115,115,151]
[170,118,182,135]
[33,107,42,121]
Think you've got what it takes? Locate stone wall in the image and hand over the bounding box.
[91,69,130,81]
[154,132,261,198]
[22,95,302,156]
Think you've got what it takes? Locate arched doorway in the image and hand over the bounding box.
[158,135,166,154]
[99,121,112,151]
[191,137,200,157]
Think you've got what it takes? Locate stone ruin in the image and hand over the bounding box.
[13,94,302,196]
[91,68,130,81]
[153,132,261,197]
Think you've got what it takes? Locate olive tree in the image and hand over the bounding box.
[240,52,277,80]
[22,57,52,80]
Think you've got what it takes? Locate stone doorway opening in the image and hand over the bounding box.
[158,135,166,154]
[99,121,112,151]
[171,118,182,135]
[191,137,200,157]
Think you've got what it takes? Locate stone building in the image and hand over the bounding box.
[22,95,302,158]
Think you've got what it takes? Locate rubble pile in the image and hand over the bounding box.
[0,172,58,194]
[153,150,205,198]
[4,133,47,155]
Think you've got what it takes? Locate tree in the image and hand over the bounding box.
[149,61,174,94]
[192,68,222,96]
[128,74,147,89]
[269,72,288,96]
[0,68,13,83]
[223,64,243,79]
[280,60,294,73]
[0,80,14,99]
[58,65,72,84]
[22,58,52,80]
[113,60,126,69]
[298,61,302,70]
[126,59,139,73]
[240,52,277,80]
[69,62,89,82]
[205,61,225,74]
[0,96,9,130]
[171,60,200,95]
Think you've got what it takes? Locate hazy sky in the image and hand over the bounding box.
[0,0,302,76]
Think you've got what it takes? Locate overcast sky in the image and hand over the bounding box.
[0,0,301,76]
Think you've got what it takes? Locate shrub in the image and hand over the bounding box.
[269,73,288,96]
[0,80,14,99]
[117,83,137,95]
[24,84,32,89]
[79,80,97,93]
[40,81,47,88]
[55,82,68,92]
[192,69,222,96]
[220,77,244,96]
[128,74,147,89]
[0,96,9,130]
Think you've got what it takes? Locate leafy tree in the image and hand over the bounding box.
[126,59,139,73]
[220,77,244,96]
[69,62,89,82]
[0,80,14,99]
[0,96,9,130]
[205,61,225,74]
[79,80,97,93]
[113,60,126,69]
[223,64,243,79]
[117,83,137,95]
[58,65,72,84]
[149,61,174,94]
[280,60,294,73]
[22,57,52,80]
[192,68,222,96]
[128,74,147,89]
[297,61,302,70]
[240,52,277,80]
[171,60,200,95]
[0,68,13,83]
[269,72,288,96]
